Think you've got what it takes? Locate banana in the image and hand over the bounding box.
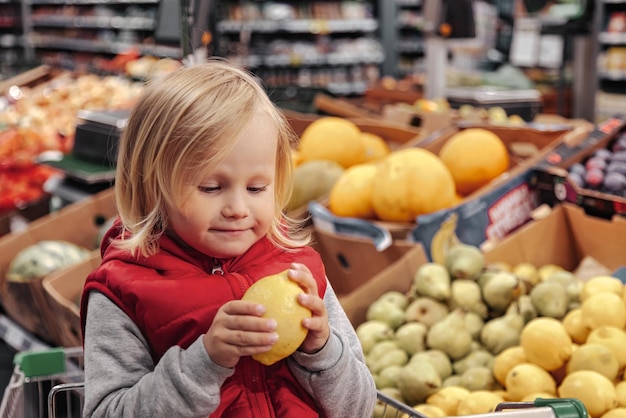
[430,212,460,265]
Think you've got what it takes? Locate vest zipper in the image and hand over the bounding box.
[211,260,224,275]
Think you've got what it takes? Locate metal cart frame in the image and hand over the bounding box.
[0,345,590,418]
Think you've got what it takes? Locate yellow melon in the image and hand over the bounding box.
[241,270,311,366]
[439,128,509,196]
[371,148,457,222]
[298,117,365,168]
[328,163,378,219]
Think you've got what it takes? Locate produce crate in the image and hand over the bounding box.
[339,202,626,327]
[0,187,115,344]
[41,253,101,348]
[311,121,577,276]
[533,114,626,220]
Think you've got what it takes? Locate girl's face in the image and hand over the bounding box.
[166,111,278,259]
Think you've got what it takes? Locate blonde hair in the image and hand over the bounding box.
[114,59,309,258]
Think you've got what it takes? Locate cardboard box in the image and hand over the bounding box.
[483,203,626,273]
[41,252,101,347]
[533,114,626,220]
[338,245,428,328]
[312,227,417,297]
[339,202,626,328]
[0,187,116,343]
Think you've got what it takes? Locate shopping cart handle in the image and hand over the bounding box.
[495,398,588,418]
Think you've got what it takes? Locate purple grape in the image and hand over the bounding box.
[585,157,608,171]
[612,137,626,152]
[611,151,626,164]
[607,162,626,175]
[569,163,586,177]
[603,171,626,193]
[568,172,585,188]
[585,168,604,188]
[594,148,613,161]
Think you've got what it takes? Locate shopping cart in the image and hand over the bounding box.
[375,390,589,418]
[0,344,590,418]
[0,346,84,418]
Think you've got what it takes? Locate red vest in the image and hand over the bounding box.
[82,224,327,418]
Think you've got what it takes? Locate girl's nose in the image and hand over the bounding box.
[222,193,249,218]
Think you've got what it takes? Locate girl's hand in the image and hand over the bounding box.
[288,263,330,354]
[203,300,278,368]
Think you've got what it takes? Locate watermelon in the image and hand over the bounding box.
[7,240,90,282]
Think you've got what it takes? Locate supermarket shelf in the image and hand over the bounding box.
[217,18,378,34]
[28,36,181,58]
[31,15,156,30]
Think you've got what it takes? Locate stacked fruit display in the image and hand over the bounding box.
[566,133,626,196]
[290,116,511,222]
[357,243,626,418]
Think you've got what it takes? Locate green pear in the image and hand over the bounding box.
[530,280,569,319]
[450,280,489,318]
[404,297,449,327]
[356,320,394,354]
[505,294,537,323]
[464,312,485,340]
[453,350,495,375]
[366,299,406,330]
[445,244,485,280]
[443,374,463,387]
[481,271,523,313]
[410,349,453,380]
[369,347,409,374]
[426,309,473,360]
[378,290,410,310]
[394,322,428,355]
[480,313,524,354]
[459,366,496,391]
[396,358,442,405]
[377,365,403,389]
[410,263,451,301]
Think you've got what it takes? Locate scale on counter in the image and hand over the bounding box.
[41,109,129,205]
[445,86,543,121]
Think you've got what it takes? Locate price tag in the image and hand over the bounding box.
[509,17,541,67]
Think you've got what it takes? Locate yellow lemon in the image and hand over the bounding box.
[426,386,470,416]
[413,404,447,418]
[521,392,559,402]
[328,163,378,219]
[361,132,391,163]
[581,275,624,301]
[581,292,626,330]
[520,317,572,371]
[615,381,626,407]
[241,270,311,365]
[505,363,557,402]
[438,128,509,196]
[566,343,620,382]
[493,346,528,386]
[559,370,617,418]
[562,308,592,344]
[602,408,626,418]
[299,117,365,168]
[456,390,504,415]
[587,326,626,369]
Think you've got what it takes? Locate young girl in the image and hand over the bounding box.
[80,60,376,417]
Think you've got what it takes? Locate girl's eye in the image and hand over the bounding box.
[248,186,267,194]
[199,185,220,193]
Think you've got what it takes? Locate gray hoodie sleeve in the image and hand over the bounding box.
[83,291,234,418]
[83,281,376,418]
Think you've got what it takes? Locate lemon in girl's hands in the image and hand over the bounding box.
[242,270,311,366]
